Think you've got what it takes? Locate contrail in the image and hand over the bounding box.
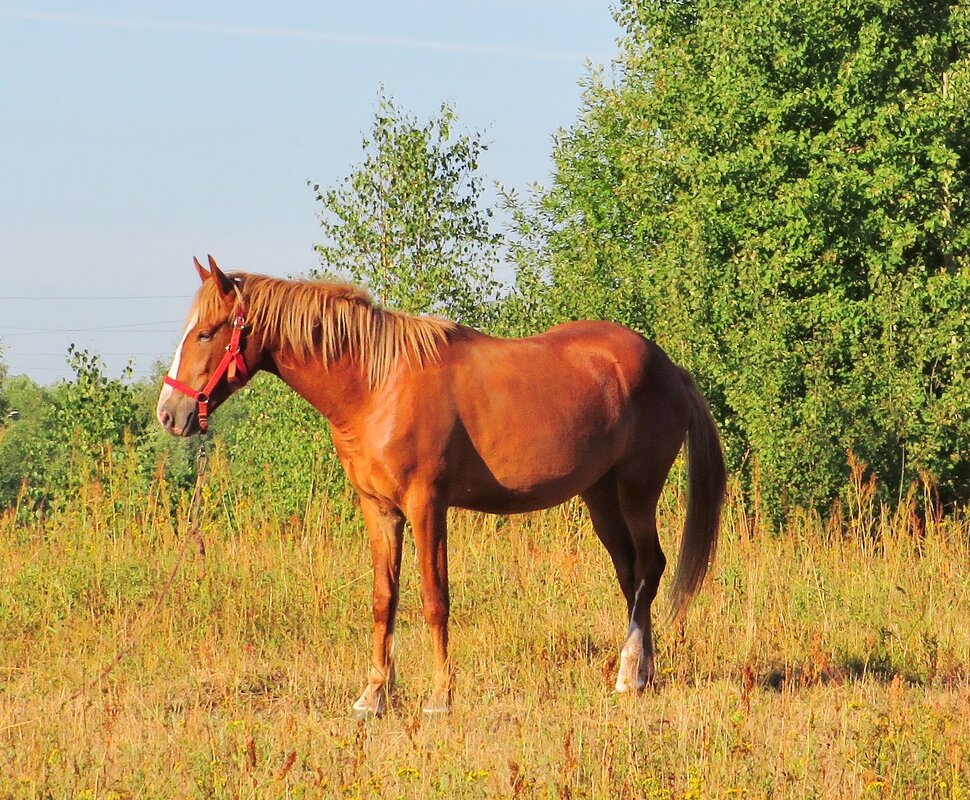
[0,8,605,63]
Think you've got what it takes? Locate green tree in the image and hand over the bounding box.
[0,373,51,508]
[53,347,142,451]
[14,348,146,510]
[214,373,350,522]
[0,347,9,422]
[311,92,501,327]
[515,0,970,514]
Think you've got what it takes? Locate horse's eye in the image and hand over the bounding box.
[197,330,213,342]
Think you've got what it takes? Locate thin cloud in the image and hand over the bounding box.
[0,8,604,63]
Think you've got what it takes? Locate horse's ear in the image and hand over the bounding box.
[207,255,236,305]
[193,256,210,283]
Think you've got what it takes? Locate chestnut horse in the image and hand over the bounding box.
[157,257,726,717]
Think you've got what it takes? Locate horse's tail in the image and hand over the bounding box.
[668,369,726,624]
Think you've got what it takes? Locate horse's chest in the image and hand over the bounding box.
[335,425,429,506]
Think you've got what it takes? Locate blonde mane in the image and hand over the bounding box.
[193,273,459,387]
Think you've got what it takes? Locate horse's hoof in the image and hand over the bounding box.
[615,630,652,693]
[422,689,452,716]
[614,673,648,693]
[352,689,386,719]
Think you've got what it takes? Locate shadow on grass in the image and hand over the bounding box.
[760,657,968,691]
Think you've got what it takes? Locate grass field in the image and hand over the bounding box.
[1,448,968,798]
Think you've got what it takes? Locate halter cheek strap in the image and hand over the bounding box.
[163,306,251,432]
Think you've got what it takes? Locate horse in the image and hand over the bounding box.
[157,256,726,717]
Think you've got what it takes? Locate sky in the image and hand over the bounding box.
[0,2,620,384]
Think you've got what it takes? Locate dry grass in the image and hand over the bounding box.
[1,448,968,798]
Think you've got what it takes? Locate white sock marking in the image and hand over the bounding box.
[630,578,646,624]
[617,579,649,693]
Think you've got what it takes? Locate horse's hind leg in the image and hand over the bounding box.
[583,470,666,692]
[581,471,636,614]
[614,476,667,692]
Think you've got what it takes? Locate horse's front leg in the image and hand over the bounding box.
[406,492,452,715]
[352,498,405,719]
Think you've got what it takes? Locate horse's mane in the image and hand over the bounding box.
[193,273,459,388]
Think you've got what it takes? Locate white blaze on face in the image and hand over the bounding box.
[156,312,198,414]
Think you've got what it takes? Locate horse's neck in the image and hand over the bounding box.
[269,350,373,433]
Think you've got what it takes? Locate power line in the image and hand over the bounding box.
[10,366,160,373]
[2,320,180,330]
[0,295,192,301]
[14,352,168,357]
[2,331,176,338]
[1,320,181,333]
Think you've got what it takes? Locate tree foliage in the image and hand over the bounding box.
[514,0,970,514]
[214,373,350,521]
[7,37,970,523]
[54,347,142,453]
[0,374,48,508]
[0,347,8,422]
[0,349,146,510]
[311,92,500,327]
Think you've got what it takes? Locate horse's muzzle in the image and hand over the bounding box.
[156,394,200,437]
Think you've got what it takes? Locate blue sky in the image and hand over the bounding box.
[0,2,620,383]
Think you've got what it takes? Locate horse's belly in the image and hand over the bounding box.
[446,428,621,513]
[450,483,588,514]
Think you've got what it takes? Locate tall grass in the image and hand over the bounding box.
[0,443,967,798]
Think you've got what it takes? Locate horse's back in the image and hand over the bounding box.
[451,319,685,409]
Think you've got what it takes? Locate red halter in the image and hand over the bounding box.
[163,303,251,432]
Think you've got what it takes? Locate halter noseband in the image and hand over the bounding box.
[163,302,251,432]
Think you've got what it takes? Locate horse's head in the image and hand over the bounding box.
[156,256,256,436]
